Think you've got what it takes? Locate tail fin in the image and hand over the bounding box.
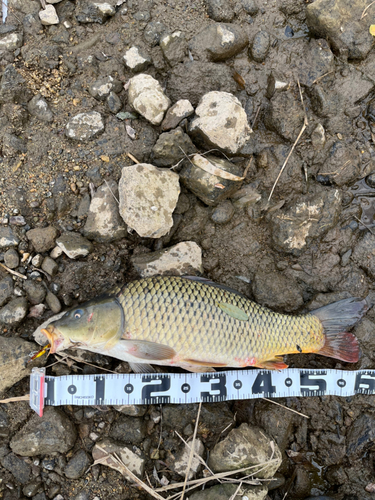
[312,297,368,363]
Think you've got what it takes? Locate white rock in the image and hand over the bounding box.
[128,74,171,125]
[46,0,63,3]
[189,91,252,154]
[119,163,180,238]
[93,2,116,16]
[123,46,151,72]
[0,33,23,51]
[50,246,63,259]
[311,123,326,148]
[92,439,145,479]
[161,99,194,131]
[131,241,203,277]
[39,4,59,25]
[65,111,104,141]
[173,438,204,479]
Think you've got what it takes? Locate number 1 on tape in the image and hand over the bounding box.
[29,368,375,416]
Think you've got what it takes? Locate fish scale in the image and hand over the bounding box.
[116,276,324,366]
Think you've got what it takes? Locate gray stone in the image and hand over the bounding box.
[2,133,27,156]
[189,91,252,154]
[264,91,305,142]
[0,297,28,325]
[27,94,53,122]
[318,141,360,187]
[206,0,234,21]
[39,4,59,25]
[347,413,375,456]
[22,480,43,497]
[64,450,92,479]
[167,61,237,107]
[3,248,19,269]
[76,1,116,23]
[250,31,270,62]
[0,64,32,104]
[66,111,105,141]
[123,46,151,72]
[9,215,26,226]
[113,405,147,416]
[1,453,31,484]
[11,407,76,456]
[144,21,166,46]
[160,31,187,65]
[152,128,196,167]
[45,291,62,313]
[131,241,202,277]
[0,337,43,394]
[41,256,58,276]
[56,232,93,259]
[180,154,244,206]
[354,318,375,361]
[0,226,19,248]
[252,270,303,312]
[106,91,122,113]
[352,233,375,279]
[211,200,235,224]
[26,226,58,253]
[89,76,122,101]
[253,400,295,453]
[241,0,259,15]
[295,39,334,88]
[118,163,180,238]
[208,423,282,479]
[128,74,171,125]
[306,0,373,60]
[109,415,146,444]
[24,280,46,305]
[189,23,248,62]
[311,123,325,148]
[172,438,204,479]
[162,403,234,434]
[82,180,127,242]
[161,99,194,131]
[92,439,145,478]
[188,483,267,500]
[271,189,342,255]
[0,276,13,307]
[0,33,23,51]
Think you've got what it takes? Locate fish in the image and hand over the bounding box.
[40,276,368,373]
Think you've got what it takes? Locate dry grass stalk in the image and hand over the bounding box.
[94,446,165,500]
[354,215,375,235]
[0,262,27,279]
[180,401,202,500]
[0,394,30,403]
[361,0,375,18]
[228,482,243,500]
[127,152,140,164]
[104,179,119,204]
[174,431,219,481]
[311,71,335,85]
[268,80,308,202]
[262,397,309,419]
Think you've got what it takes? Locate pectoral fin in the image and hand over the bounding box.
[120,340,176,360]
[257,356,288,371]
[218,302,249,321]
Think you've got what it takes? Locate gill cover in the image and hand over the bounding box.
[44,295,124,353]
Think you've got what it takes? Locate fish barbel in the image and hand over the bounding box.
[41,276,368,372]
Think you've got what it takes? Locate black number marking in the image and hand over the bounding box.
[181,383,190,393]
[355,372,375,394]
[337,379,346,388]
[124,384,134,394]
[200,374,227,402]
[68,384,77,395]
[94,376,105,403]
[300,372,327,396]
[285,378,293,387]
[141,375,171,403]
[234,380,242,390]
[45,378,55,404]
[252,372,276,396]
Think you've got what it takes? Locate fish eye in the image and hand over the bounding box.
[73,309,84,319]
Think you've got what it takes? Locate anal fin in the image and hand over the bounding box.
[128,362,156,373]
[257,356,288,371]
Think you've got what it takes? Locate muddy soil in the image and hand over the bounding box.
[1,0,375,499]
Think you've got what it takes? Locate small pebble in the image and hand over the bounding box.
[31,255,43,267]
[4,248,19,269]
[45,292,62,313]
[50,246,63,259]
[41,256,58,277]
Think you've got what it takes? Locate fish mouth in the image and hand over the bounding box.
[41,326,64,354]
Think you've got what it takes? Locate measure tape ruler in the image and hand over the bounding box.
[29,367,375,416]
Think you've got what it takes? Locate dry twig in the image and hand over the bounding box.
[126,152,140,164]
[262,397,309,419]
[268,80,308,202]
[311,71,335,85]
[180,401,202,500]
[0,394,29,403]
[361,0,375,19]
[0,262,26,279]
[354,215,375,235]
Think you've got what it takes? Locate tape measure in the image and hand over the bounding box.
[29,367,375,417]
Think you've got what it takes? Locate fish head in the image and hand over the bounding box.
[41,296,124,354]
